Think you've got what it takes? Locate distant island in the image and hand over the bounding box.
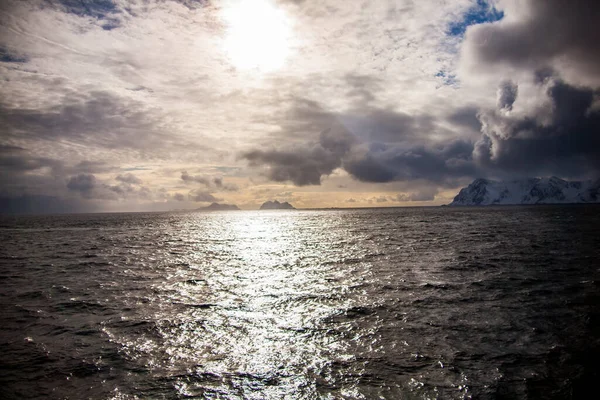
[259,200,296,210]
[196,202,240,211]
[450,177,600,206]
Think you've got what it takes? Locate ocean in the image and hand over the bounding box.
[1,206,599,399]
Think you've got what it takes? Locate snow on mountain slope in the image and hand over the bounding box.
[450,177,600,206]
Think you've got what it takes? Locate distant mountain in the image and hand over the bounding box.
[259,200,295,210]
[450,177,600,206]
[196,202,240,211]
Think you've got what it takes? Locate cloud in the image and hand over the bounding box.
[67,173,97,198]
[75,161,118,174]
[188,189,220,203]
[244,132,477,187]
[107,183,134,197]
[454,0,600,180]
[0,46,27,63]
[447,107,482,134]
[461,0,600,87]
[0,145,62,175]
[349,139,476,184]
[181,171,238,191]
[212,176,239,191]
[474,79,600,178]
[173,192,185,202]
[0,91,175,151]
[242,124,355,186]
[181,171,210,185]
[396,187,439,201]
[497,80,518,111]
[116,173,142,185]
[66,172,158,201]
[0,147,120,210]
[241,93,479,187]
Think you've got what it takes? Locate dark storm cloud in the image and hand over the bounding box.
[243,123,476,186]
[346,140,476,184]
[0,146,116,181]
[0,144,148,212]
[464,0,600,84]
[0,194,89,214]
[243,146,337,186]
[0,146,74,206]
[67,173,96,197]
[343,152,395,183]
[0,91,175,151]
[0,145,62,174]
[447,107,482,133]
[242,95,478,187]
[65,172,155,201]
[242,126,355,186]
[475,80,600,177]
[458,0,600,179]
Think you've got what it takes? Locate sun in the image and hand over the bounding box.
[222,0,292,72]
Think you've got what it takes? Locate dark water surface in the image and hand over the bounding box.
[1,206,599,399]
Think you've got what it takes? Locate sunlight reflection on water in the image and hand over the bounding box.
[106,211,371,398]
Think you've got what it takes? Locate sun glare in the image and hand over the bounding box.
[222,0,292,72]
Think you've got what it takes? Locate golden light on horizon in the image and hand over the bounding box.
[222,0,292,72]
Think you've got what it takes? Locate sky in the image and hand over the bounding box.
[1,0,599,213]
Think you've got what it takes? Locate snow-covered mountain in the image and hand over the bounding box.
[450,177,600,206]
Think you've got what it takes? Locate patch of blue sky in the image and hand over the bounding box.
[447,0,504,37]
[52,1,122,30]
[52,0,207,29]
[435,70,458,87]
[436,1,503,87]
[55,0,118,19]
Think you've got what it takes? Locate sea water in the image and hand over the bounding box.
[1,206,599,399]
